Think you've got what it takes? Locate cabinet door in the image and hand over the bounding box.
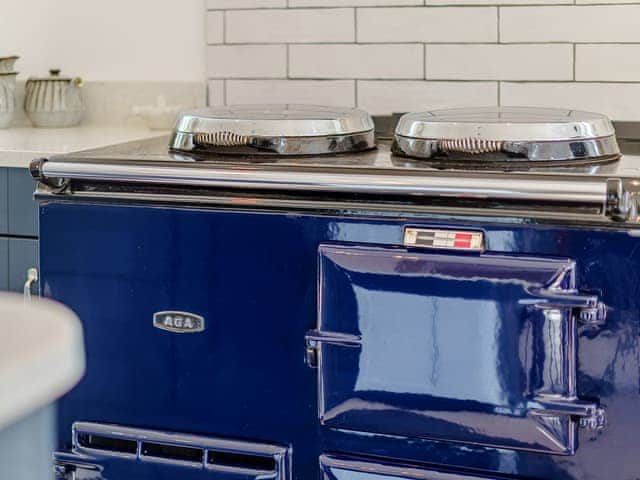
[0,168,8,235]
[0,238,8,291]
[8,238,38,294]
[8,167,38,237]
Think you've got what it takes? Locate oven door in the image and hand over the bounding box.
[320,454,506,480]
[307,244,604,455]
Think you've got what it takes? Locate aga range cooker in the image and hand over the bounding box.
[31,105,639,480]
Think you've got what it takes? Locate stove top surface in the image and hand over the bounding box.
[50,134,640,180]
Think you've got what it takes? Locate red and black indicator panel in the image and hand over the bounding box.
[403,227,484,252]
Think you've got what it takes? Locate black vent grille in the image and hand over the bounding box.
[71,422,290,478]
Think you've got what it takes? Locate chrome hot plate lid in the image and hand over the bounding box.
[170,104,375,156]
[393,106,621,166]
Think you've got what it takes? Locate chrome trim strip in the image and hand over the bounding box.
[35,184,614,225]
[40,161,607,206]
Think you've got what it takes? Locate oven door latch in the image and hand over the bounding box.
[304,330,361,369]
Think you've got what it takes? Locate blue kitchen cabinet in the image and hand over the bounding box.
[8,167,38,237]
[0,166,38,295]
[8,238,38,293]
[0,238,8,291]
[0,167,8,235]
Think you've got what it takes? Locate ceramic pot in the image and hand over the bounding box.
[0,72,17,129]
[0,56,19,73]
[25,69,84,128]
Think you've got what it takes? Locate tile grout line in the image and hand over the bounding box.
[217,78,640,84]
[497,6,501,44]
[223,79,227,106]
[423,43,427,80]
[212,41,640,46]
[353,7,358,43]
[222,10,227,44]
[207,3,640,9]
[286,44,290,78]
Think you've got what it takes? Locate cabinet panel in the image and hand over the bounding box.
[8,167,38,236]
[0,238,8,291]
[8,238,38,294]
[0,168,8,235]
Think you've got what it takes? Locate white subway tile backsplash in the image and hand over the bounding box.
[357,81,497,115]
[501,82,640,121]
[290,44,423,79]
[291,0,421,6]
[226,8,354,44]
[358,7,497,43]
[207,45,286,78]
[501,6,640,43]
[205,2,640,121]
[426,44,573,80]
[208,80,225,106]
[206,11,224,44]
[207,0,286,8]
[576,44,640,81]
[226,80,356,107]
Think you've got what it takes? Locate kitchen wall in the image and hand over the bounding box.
[205,0,640,120]
[1,0,207,126]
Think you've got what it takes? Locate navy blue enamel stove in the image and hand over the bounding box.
[32,106,640,480]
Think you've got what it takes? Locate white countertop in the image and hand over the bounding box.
[0,294,85,429]
[0,126,166,168]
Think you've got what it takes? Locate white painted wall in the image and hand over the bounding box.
[1,0,206,81]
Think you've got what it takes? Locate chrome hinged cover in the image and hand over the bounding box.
[170,104,375,156]
[394,107,621,164]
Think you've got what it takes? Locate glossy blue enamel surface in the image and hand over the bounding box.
[39,202,640,480]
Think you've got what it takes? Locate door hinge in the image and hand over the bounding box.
[530,396,606,432]
[579,407,607,431]
[578,301,607,328]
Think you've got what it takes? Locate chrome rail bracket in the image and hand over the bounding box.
[606,178,633,221]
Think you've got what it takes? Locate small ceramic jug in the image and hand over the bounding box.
[24,69,84,128]
[0,56,19,73]
[0,72,17,129]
